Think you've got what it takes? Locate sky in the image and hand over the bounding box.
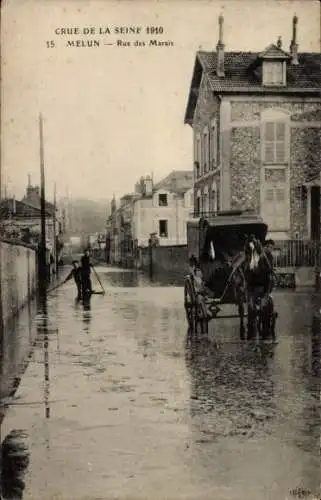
[1,0,320,203]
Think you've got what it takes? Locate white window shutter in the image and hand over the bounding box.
[263,121,286,163]
[262,183,288,230]
[265,122,275,141]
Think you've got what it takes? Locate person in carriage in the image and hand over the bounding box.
[244,235,275,340]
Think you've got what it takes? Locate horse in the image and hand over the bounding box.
[242,236,275,340]
[197,244,248,340]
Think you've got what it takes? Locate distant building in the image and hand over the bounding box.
[0,197,59,246]
[184,15,321,240]
[107,192,138,266]
[0,181,63,272]
[132,171,194,247]
[106,171,194,266]
[21,182,59,244]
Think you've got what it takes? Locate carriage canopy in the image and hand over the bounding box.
[187,210,268,262]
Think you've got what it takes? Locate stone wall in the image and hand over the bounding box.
[230,125,261,212]
[0,240,38,401]
[140,245,189,278]
[290,126,321,237]
[230,101,320,122]
[1,240,37,327]
[193,73,221,209]
[229,99,321,238]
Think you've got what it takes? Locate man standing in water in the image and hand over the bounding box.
[63,260,82,300]
[81,249,93,297]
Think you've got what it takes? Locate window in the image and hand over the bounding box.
[210,120,217,168]
[194,161,200,179]
[209,187,217,214]
[263,61,285,86]
[158,194,168,207]
[203,187,209,214]
[195,192,201,216]
[263,122,287,163]
[261,167,289,230]
[159,220,168,238]
[203,128,209,173]
[194,133,201,177]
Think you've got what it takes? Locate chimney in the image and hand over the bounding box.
[111,194,116,213]
[290,15,299,65]
[277,36,282,49]
[216,14,225,77]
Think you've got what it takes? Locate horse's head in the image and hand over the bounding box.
[245,236,261,270]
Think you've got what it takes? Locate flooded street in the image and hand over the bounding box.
[2,266,320,500]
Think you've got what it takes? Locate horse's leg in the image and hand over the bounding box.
[247,294,256,341]
[261,294,271,340]
[261,304,269,340]
[238,299,245,340]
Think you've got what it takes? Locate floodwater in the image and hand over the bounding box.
[1,266,320,500]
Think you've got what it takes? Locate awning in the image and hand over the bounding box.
[303,177,320,188]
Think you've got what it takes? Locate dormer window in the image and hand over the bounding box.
[263,61,285,86]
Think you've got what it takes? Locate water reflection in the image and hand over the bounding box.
[1,269,321,499]
[102,269,185,288]
[185,337,276,440]
[311,314,320,381]
[82,298,92,333]
[0,429,30,499]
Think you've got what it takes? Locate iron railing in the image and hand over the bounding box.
[272,240,321,268]
[190,210,218,218]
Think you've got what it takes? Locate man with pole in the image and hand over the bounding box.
[80,249,105,296]
[80,249,93,297]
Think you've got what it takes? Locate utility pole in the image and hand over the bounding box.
[39,113,47,297]
[53,182,57,275]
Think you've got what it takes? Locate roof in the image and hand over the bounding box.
[0,199,53,218]
[185,50,321,124]
[258,43,292,60]
[303,173,320,186]
[188,212,268,248]
[21,193,55,215]
[188,211,267,228]
[154,170,193,194]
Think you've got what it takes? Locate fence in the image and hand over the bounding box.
[273,240,321,268]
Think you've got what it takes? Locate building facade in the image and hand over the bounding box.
[185,15,321,240]
[106,193,137,266]
[106,171,194,265]
[132,171,193,247]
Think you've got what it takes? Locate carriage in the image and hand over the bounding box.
[184,210,277,341]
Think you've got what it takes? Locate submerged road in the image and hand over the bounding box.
[1,266,320,500]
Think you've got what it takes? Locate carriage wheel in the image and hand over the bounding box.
[196,298,209,335]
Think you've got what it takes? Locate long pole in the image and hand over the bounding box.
[53,182,57,275]
[39,113,47,297]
